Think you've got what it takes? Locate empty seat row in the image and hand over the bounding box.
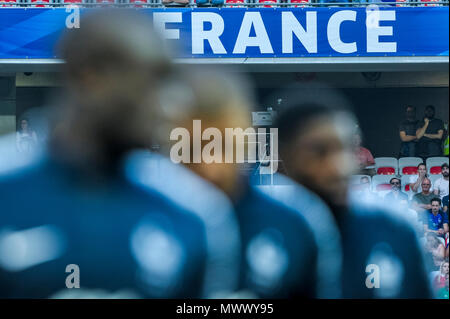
[374,157,449,176]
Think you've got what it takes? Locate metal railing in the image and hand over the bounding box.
[0,0,448,7]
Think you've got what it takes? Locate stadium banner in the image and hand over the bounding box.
[0,7,448,59]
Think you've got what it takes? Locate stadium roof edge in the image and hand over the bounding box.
[0,56,448,73]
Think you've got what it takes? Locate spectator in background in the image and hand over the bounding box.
[353,176,376,202]
[424,233,446,271]
[353,130,375,173]
[319,0,349,6]
[436,273,449,299]
[416,105,444,159]
[399,105,419,157]
[432,260,449,292]
[384,176,408,205]
[162,0,189,6]
[423,198,449,237]
[443,194,449,213]
[409,163,431,194]
[412,177,435,216]
[447,246,450,262]
[359,176,371,192]
[16,118,38,154]
[196,0,224,6]
[434,163,449,200]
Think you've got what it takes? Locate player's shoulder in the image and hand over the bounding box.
[247,185,313,230]
[122,177,207,231]
[0,159,50,195]
[350,200,416,235]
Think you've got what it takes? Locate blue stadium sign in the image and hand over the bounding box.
[0,7,448,59]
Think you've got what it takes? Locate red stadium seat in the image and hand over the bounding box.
[375,157,398,175]
[377,167,396,175]
[371,175,392,198]
[395,0,406,6]
[259,0,277,7]
[421,0,439,6]
[430,166,442,175]
[225,0,244,6]
[376,184,392,192]
[402,166,418,175]
[31,0,50,7]
[130,0,148,7]
[290,0,308,7]
[1,0,17,6]
[426,157,449,175]
[63,0,83,4]
[399,157,422,176]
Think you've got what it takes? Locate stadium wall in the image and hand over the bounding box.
[0,77,15,136]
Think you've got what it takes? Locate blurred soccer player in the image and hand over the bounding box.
[0,10,209,298]
[156,67,324,298]
[275,98,432,298]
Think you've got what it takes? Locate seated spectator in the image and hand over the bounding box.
[353,131,375,172]
[16,118,38,154]
[319,0,349,5]
[353,176,377,202]
[432,260,449,292]
[423,198,449,237]
[434,163,449,200]
[196,0,224,5]
[412,178,435,215]
[384,176,409,205]
[447,241,449,260]
[443,194,449,213]
[409,163,432,194]
[424,233,446,270]
[162,0,189,6]
[436,273,449,299]
[359,176,371,192]
[210,0,224,5]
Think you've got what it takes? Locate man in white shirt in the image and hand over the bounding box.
[434,163,449,200]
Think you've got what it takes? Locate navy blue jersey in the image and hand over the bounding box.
[233,184,318,298]
[339,204,432,299]
[123,151,242,298]
[422,210,449,231]
[257,175,432,298]
[0,158,207,298]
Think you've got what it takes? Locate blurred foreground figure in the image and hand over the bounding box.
[157,68,324,298]
[0,10,208,298]
[275,100,432,298]
[123,150,242,298]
